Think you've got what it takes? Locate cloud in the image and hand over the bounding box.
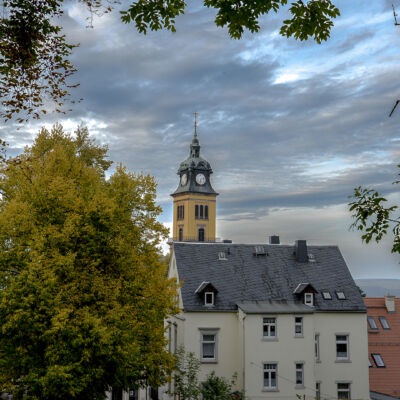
[2,0,400,277]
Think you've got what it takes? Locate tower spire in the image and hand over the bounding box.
[194,111,198,139]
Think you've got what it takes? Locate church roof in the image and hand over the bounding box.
[171,125,217,196]
[172,242,366,313]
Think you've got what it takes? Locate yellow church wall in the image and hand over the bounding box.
[172,193,216,242]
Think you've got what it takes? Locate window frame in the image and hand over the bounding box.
[200,329,218,362]
[295,362,304,387]
[198,228,205,242]
[371,353,385,368]
[263,317,277,339]
[263,363,278,390]
[315,333,320,362]
[316,382,321,400]
[322,291,332,300]
[294,316,303,337]
[304,293,314,306]
[337,383,351,400]
[204,292,214,306]
[335,334,350,361]
[336,291,346,300]
[378,316,390,330]
[367,316,378,330]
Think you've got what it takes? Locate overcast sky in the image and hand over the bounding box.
[2,0,400,279]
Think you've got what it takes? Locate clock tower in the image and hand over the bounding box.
[171,117,218,242]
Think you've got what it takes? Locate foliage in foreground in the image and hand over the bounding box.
[0,0,340,122]
[171,347,241,400]
[0,124,178,399]
[349,165,400,254]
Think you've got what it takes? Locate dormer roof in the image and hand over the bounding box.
[293,282,318,295]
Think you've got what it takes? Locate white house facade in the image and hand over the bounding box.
[164,240,370,400]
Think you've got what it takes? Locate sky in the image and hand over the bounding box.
[2,0,400,279]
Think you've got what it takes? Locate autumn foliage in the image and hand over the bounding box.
[0,125,178,399]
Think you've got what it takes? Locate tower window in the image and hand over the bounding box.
[177,205,184,220]
[179,227,183,242]
[198,228,205,242]
[195,204,209,220]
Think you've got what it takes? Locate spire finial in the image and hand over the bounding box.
[194,111,198,138]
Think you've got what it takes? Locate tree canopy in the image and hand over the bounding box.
[0,0,340,122]
[349,165,400,254]
[0,124,178,399]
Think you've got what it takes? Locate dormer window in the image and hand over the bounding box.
[204,292,214,306]
[304,293,314,306]
[195,281,218,307]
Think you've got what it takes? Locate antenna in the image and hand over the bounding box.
[393,4,400,25]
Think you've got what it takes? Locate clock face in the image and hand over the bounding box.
[196,173,206,185]
[180,173,187,186]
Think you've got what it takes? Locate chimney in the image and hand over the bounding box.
[385,295,396,313]
[295,240,308,262]
[269,235,280,244]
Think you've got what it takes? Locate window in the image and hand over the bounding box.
[336,291,346,300]
[263,363,277,389]
[368,358,372,368]
[295,317,303,336]
[195,204,208,220]
[198,228,205,242]
[304,293,314,306]
[315,334,320,361]
[322,291,332,300]
[200,331,217,361]
[379,316,390,330]
[295,363,304,386]
[336,335,349,360]
[337,383,350,400]
[129,389,138,400]
[372,354,385,367]
[204,292,214,306]
[263,317,276,338]
[179,227,183,242]
[177,205,184,220]
[367,316,378,330]
[174,323,178,353]
[316,382,321,400]
[168,322,172,352]
[112,388,123,400]
[218,251,226,260]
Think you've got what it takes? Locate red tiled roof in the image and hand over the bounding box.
[365,298,400,397]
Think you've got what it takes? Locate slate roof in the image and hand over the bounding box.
[172,242,366,313]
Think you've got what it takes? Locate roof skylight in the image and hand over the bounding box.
[322,291,332,300]
[336,291,346,300]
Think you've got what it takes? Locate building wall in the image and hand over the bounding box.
[172,193,216,242]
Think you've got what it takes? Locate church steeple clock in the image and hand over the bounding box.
[171,114,218,242]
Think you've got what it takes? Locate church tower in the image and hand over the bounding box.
[171,115,218,242]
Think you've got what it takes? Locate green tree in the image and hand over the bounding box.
[349,166,400,254]
[200,372,241,400]
[0,124,178,399]
[172,346,201,400]
[0,0,340,122]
